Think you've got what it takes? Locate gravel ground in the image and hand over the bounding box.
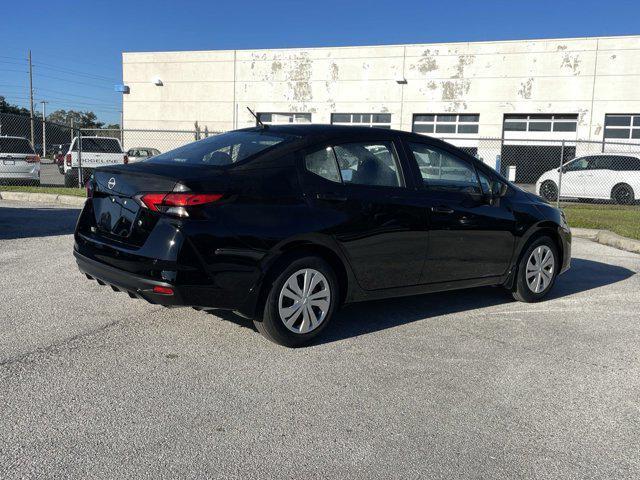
[1,200,639,479]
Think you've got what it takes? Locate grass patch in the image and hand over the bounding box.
[562,203,640,240]
[0,186,86,197]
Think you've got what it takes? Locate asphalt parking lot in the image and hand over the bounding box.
[1,200,639,479]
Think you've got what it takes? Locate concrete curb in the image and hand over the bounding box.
[572,227,640,254]
[0,191,86,207]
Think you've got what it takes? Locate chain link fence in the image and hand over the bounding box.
[0,113,219,188]
[443,136,640,239]
[1,111,638,238]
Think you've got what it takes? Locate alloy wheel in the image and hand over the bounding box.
[540,181,558,202]
[278,268,331,334]
[525,245,555,294]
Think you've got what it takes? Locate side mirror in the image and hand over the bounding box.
[490,179,508,198]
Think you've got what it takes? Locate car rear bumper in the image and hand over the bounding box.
[74,245,259,314]
[0,168,40,180]
[74,249,186,306]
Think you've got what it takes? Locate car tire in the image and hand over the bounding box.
[611,183,635,205]
[254,256,339,347]
[539,180,558,202]
[512,236,559,303]
[64,171,78,188]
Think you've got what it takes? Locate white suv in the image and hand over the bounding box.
[63,136,127,187]
[536,154,640,204]
[0,136,40,185]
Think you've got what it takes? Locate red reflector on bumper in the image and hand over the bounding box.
[153,286,174,295]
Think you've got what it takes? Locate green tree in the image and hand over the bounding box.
[47,109,105,128]
[0,96,31,115]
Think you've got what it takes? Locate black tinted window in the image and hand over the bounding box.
[0,137,34,154]
[305,147,341,183]
[75,138,122,153]
[408,143,481,194]
[612,156,640,171]
[148,131,293,166]
[333,142,401,187]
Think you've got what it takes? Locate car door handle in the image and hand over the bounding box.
[316,193,347,202]
[431,206,454,214]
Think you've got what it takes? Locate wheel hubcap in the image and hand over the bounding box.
[278,268,330,334]
[526,245,555,294]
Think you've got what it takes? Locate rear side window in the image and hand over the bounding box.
[408,142,481,194]
[611,156,640,171]
[148,131,294,166]
[305,147,341,183]
[0,137,34,154]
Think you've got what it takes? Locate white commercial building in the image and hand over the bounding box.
[122,35,640,177]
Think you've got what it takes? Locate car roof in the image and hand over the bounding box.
[575,153,640,158]
[238,123,447,143]
[78,136,121,140]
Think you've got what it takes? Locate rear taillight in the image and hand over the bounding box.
[153,286,174,295]
[123,154,129,164]
[65,153,72,166]
[25,155,40,163]
[85,179,93,198]
[137,193,223,217]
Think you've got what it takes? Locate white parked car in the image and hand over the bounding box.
[63,136,128,187]
[536,154,640,204]
[126,147,161,163]
[0,136,40,185]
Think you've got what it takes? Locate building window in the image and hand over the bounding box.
[257,113,311,125]
[604,114,640,140]
[503,114,577,133]
[331,113,391,128]
[412,114,479,135]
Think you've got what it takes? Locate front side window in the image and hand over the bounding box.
[564,158,589,172]
[147,131,294,166]
[408,142,481,194]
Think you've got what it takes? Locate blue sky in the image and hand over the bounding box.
[1,0,638,124]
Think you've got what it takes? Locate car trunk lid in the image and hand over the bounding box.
[89,164,227,245]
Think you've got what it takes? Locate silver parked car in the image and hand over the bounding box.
[0,136,40,185]
[126,147,161,163]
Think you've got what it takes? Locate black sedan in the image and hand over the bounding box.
[74,125,571,347]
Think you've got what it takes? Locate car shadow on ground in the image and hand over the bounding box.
[0,206,80,240]
[208,258,635,345]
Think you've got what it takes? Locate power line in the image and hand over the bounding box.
[34,61,118,83]
[28,72,114,90]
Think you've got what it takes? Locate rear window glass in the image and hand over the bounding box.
[147,131,293,166]
[0,137,34,154]
[74,138,122,153]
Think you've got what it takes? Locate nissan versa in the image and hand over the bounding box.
[74,125,571,347]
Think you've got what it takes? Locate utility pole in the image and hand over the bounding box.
[40,100,48,157]
[28,50,35,147]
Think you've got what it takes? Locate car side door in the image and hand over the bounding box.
[561,157,590,198]
[403,140,516,284]
[299,135,428,291]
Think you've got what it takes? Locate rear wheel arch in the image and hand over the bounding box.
[254,241,350,319]
[611,183,635,204]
